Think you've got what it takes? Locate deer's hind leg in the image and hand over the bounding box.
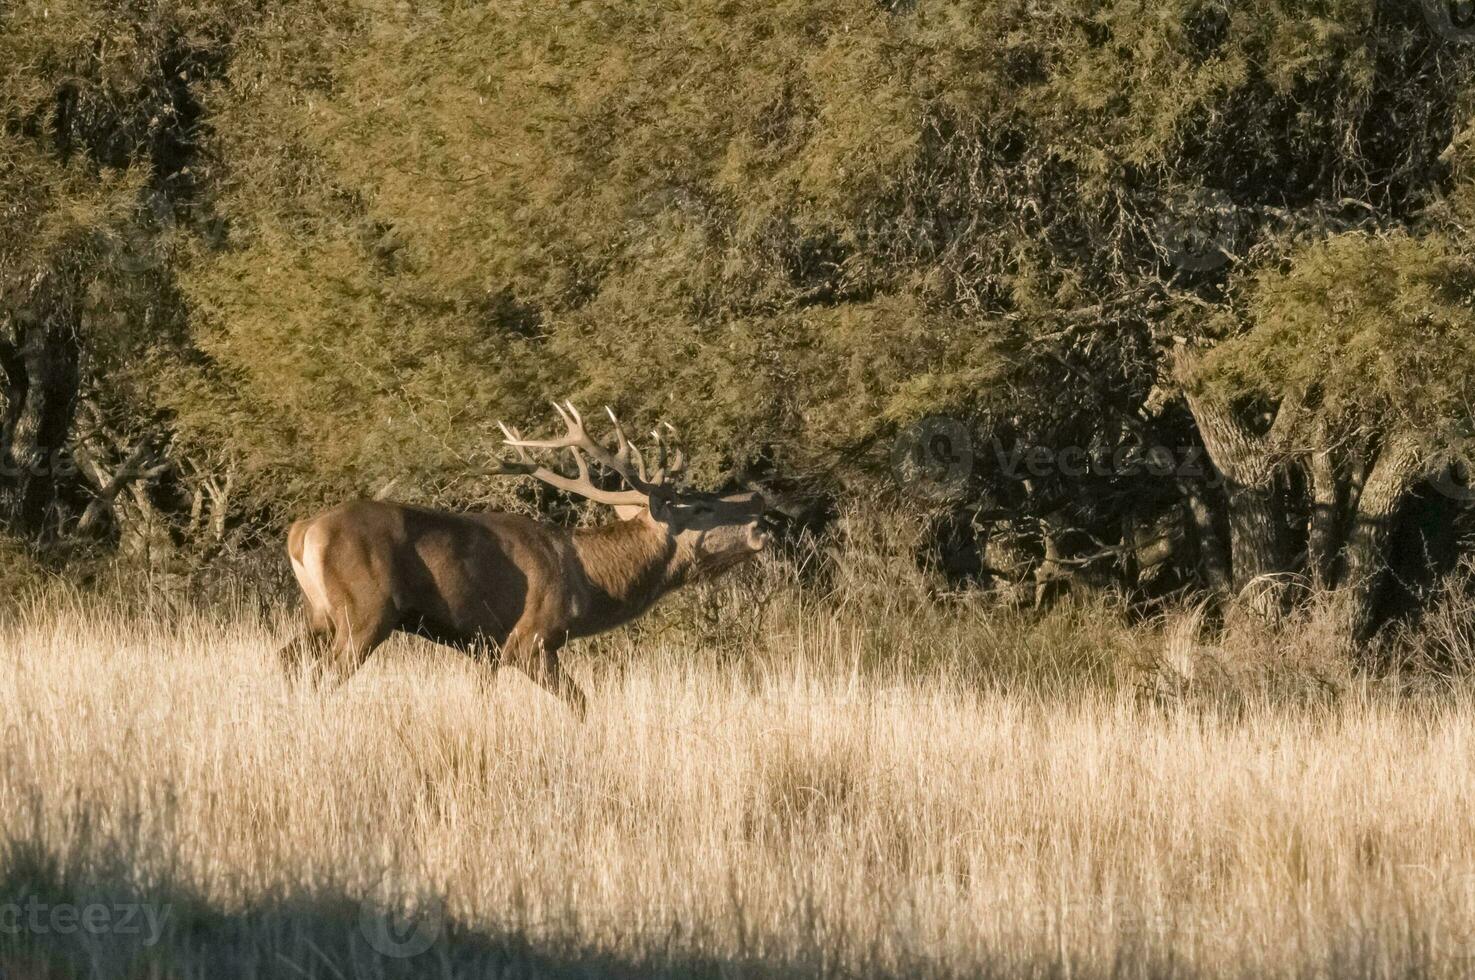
[315,599,397,689]
[281,517,337,682]
[291,520,399,689]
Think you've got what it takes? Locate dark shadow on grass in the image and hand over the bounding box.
[0,843,922,980]
[0,840,1314,980]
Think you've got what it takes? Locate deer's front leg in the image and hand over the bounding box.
[502,627,587,720]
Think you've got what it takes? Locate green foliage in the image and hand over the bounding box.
[3,0,1475,562]
[1206,232,1475,441]
[163,0,1470,507]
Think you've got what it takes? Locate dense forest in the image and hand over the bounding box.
[4,0,1475,644]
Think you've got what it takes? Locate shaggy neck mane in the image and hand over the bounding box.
[568,516,686,635]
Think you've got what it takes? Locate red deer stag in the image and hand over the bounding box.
[276,403,770,715]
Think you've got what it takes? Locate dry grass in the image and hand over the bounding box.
[4,580,1475,978]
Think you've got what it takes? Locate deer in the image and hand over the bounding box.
[274,402,771,716]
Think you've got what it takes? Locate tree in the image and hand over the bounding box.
[0,1,246,544]
[4,0,1475,647]
[1186,231,1475,638]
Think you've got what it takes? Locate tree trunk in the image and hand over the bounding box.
[1337,433,1423,644]
[1306,439,1343,590]
[1181,477,1232,596]
[1226,483,1291,620]
[1174,345,1296,620]
[1032,513,1070,608]
[0,311,82,538]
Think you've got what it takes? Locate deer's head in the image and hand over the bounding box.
[496,402,770,579]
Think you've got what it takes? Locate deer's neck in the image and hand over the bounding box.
[567,517,688,637]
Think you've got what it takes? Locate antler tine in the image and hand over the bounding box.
[604,406,625,442]
[653,421,686,480]
[602,406,665,489]
[567,446,593,483]
[502,402,585,451]
[603,406,651,480]
[649,429,666,477]
[603,406,631,462]
[500,400,663,498]
[626,440,652,483]
[493,414,649,508]
[649,426,680,483]
[496,421,534,464]
[561,399,585,430]
[494,421,546,474]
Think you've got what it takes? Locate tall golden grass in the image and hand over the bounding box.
[4,561,1475,978]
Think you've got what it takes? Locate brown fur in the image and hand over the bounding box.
[277,493,767,715]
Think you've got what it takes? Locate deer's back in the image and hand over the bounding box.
[291,499,575,645]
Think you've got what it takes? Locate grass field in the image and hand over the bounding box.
[4,565,1475,979]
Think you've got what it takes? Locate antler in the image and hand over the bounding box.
[649,422,686,484]
[494,402,680,506]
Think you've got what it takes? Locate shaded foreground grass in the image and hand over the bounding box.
[4,583,1475,979]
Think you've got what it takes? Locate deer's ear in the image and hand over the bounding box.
[613,502,647,521]
[646,492,678,525]
[647,493,672,523]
